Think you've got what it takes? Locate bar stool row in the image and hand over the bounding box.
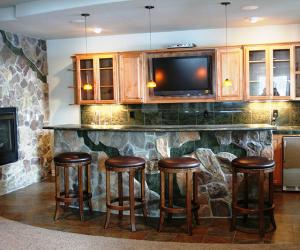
[53,151,276,236]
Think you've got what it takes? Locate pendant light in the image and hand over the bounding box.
[81,13,93,91]
[221,2,232,87]
[145,5,156,88]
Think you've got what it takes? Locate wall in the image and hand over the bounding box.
[47,24,300,125]
[0,30,52,195]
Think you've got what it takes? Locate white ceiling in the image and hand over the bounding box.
[0,0,300,40]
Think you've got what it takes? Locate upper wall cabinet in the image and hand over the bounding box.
[244,45,294,100]
[216,47,243,101]
[293,45,300,99]
[119,52,145,103]
[74,53,118,104]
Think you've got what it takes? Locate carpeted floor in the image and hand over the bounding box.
[0,217,299,250]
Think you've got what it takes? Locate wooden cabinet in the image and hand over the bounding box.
[245,45,293,100]
[272,134,283,186]
[74,53,118,104]
[119,52,145,103]
[293,45,300,99]
[216,47,243,101]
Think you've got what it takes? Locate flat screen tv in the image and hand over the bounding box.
[152,55,213,97]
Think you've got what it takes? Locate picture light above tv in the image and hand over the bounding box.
[152,55,214,97]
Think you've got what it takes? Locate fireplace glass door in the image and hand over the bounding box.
[0,107,18,165]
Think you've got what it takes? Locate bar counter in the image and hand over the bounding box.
[44,123,275,218]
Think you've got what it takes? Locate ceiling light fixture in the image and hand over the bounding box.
[145,5,156,88]
[93,27,102,34]
[221,2,232,87]
[242,5,259,11]
[247,16,263,23]
[81,13,93,91]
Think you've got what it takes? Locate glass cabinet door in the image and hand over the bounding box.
[272,49,290,97]
[79,59,95,100]
[248,50,267,97]
[295,46,300,98]
[98,58,114,100]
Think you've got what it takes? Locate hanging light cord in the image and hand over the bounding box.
[148,7,152,50]
[145,6,154,50]
[225,3,228,69]
[84,15,88,55]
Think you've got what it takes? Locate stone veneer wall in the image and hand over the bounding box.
[0,30,51,195]
[81,101,300,126]
[54,129,272,218]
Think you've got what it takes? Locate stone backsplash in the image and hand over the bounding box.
[0,30,51,195]
[81,101,300,126]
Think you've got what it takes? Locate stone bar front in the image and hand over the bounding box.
[45,124,274,218]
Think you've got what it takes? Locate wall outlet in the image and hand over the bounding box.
[272,110,278,120]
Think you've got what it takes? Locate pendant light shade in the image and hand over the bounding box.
[223,78,232,87]
[83,83,93,90]
[145,5,156,88]
[81,13,93,91]
[221,2,232,87]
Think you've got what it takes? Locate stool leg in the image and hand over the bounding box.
[78,164,84,221]
[86,163,93,213]
[104,170,111,229]
[269,172,276,230]
[141,168,147,221]
[259,170,265,237]
[158,171,165,232]
[129,170,136,232]
[64,167,69,211]
[243,173,249,223]
[168,173,173,221]
[118,172,123,219]
[186,171,192,235]
[193,172,200,225]
[231,168,237,231]
[54,164,61,220]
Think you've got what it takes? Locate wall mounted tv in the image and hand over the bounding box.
[152,55,213,97]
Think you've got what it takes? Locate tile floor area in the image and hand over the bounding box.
[0,180,300,244]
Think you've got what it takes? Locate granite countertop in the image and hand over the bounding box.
[43,123,276,132]
[273,126,300,134]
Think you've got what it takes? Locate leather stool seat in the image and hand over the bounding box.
[54,152,91,164]
[158,157,200,169]
[105,156,145,168]
[232,156,275,169]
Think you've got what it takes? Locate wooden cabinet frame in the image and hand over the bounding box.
[244,45,294,101]
[272,134,283,187]
[119,52,145,104]
[144,49,217,103]
[216,47,243,101]
[74,53,119,104]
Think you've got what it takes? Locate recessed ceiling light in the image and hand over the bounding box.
[242,5,259,11]
[93,27,102,34]
[70,19,85,23]
[246,16,264,23]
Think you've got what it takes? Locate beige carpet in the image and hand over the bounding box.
[0,217,298,250]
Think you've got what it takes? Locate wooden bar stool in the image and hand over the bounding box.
[54,152,92,221]
[231,156,276,237]
[104,156,147,232]
[158,157,200,235]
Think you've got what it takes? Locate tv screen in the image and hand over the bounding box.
[152,56,213,96]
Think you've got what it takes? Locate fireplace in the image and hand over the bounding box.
[0,107,18,165]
